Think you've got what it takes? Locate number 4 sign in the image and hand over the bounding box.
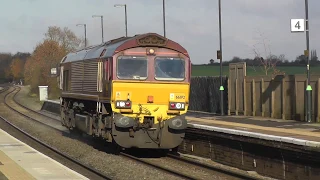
[291,19,305,32]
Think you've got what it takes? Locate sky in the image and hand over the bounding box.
[1,0,320,64]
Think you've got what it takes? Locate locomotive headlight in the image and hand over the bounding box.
[176,103,182,109]
[172,118,183,128]
[115,100,131,109]
[119,116,130,126]
[146,48,156,55]
[169,102,185,110]
[168,117,188,130]
[114,115,134,128]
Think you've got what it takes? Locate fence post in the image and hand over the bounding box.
[252,79,256,116]
[261,78,265,117]
[235,78,239,115]
[294,76,298,120]
[243,78,247,116]
[228,78,231,115]
[271,78,275,118]
[317,78,320,122]
[282,77,286,120]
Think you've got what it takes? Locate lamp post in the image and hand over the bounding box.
[114,4,128,37]
[92,15,104,43]
[76,23,87,47]
[218,0,224,115]
[162,0,166,38]
[305,0,312,122]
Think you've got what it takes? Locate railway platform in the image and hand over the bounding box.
[0,128,89,180]
[186,111,320,148]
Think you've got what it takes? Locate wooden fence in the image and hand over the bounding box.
[229,74,320,122]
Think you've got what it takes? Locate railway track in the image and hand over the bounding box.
[1,86,262,180]
[0,86,112,180]
[0,85,9,94]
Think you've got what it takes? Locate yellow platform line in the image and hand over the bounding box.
[0,150,35,180]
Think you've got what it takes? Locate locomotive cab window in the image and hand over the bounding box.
[154,57,185,81]
[116,56,148,80]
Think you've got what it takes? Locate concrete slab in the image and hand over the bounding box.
[0,128,89,180]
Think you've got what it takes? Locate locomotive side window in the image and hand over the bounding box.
[63,70,69,91]
[116,56,148,80]
[104,60,108,80]
[154,57,185,81]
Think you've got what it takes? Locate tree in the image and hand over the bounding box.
[4,68,12,81]
[295,54,307,64]
[10,58,24,81]
[251,31,283,76]
[24,39,66,96]
[12,52,31,60]
[230,56,242,63]
[0,53,12,81]
[23,25,83,98]
[311,50,318,62]
[44,26,84,52]
[79,38,90,49]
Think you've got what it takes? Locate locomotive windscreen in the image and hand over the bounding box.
[117,56,148,80]
[155,57,185,81]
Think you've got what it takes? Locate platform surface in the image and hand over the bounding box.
[186,111,320,147]
[0,128,89,180]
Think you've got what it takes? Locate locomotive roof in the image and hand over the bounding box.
[61,33,189,63]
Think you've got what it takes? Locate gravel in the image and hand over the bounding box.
[0,86,182,180]
[14,85,42,111]
[9,85,269,180]
[141,156,233,180]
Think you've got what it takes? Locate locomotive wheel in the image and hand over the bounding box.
[69,127,82,136]
[170,146,179,155]
[111,141,122,155]
[61,101,68,127]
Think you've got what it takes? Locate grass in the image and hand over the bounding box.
[191,65,320,77]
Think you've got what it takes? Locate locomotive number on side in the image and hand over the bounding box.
[175,95,185,99]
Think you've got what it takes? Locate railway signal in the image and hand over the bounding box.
[217,50,221,60]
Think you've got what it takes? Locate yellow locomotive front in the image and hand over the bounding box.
[110,47,191,149]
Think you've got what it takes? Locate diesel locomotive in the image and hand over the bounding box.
[51,33,191,150]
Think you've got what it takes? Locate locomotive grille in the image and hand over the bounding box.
[71,60,98,92]
[71,61,84,91]
[83,60,98,92]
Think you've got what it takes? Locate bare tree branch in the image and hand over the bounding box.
[250,30,284,76]
[44,26,83,53]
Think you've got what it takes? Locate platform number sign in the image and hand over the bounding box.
[291,19,305,32]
